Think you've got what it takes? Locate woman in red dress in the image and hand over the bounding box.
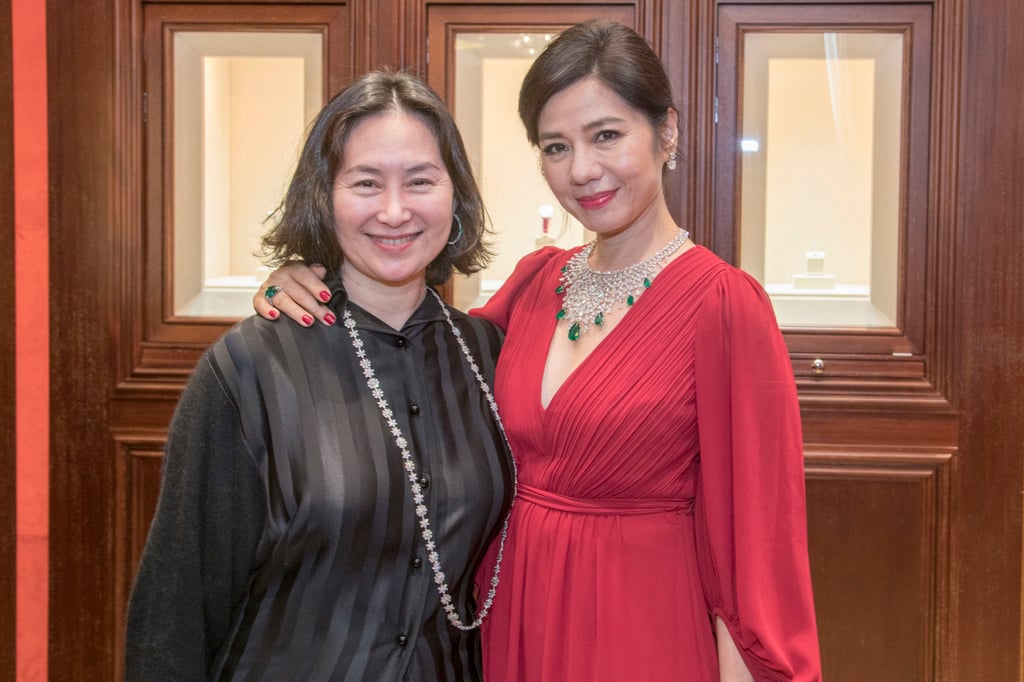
[255,20,821,681]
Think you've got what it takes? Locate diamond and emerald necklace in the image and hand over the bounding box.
[342,288,516,631]
[555,228,689,340]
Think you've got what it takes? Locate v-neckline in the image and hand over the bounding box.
[537,245,695,412]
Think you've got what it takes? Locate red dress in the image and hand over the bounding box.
[472,245,821,681]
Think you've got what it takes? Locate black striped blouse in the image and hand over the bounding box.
[125,281,514,681]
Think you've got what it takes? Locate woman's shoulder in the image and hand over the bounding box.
[213,314,324,372]
[671,245,768,299]
[673,248,780,335]
[443,299,504,342]
[470,246,578,330]
[219,313,290,344]
[505,245,577,288]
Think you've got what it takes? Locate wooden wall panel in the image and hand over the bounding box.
[0,0,16,676]
[806,451,952,681]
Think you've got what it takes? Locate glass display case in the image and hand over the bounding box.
[714,4,933,378]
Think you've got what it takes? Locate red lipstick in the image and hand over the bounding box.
[577,190,616,210]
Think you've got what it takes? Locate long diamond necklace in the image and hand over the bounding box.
[341,288,517,631]
[555,228,689,340]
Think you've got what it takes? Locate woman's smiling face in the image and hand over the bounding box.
[332,110,455,291]
[536,77,675,239]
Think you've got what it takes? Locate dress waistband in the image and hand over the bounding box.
[518,483,694,516]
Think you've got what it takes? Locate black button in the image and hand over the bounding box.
[411,557,423,570]
[395,338,406,347]
[409,404,420,415]
[419,475,430,489]
[397,634,409,647]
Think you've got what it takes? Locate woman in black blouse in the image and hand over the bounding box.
[124,70,516,681]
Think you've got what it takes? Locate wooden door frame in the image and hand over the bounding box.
[946,0,1024,674]
[47,0,121,674]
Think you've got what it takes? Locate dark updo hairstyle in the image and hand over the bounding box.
[518,20,676,148]
[262,69,491,285]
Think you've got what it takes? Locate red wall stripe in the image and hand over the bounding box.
[12,0,49,678]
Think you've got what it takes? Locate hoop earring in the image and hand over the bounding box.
[447,214,464,245]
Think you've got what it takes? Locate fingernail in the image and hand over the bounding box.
[268,309,278,319]
[319,290,331,302]
[324,313,336,326]
[302,314,314,326]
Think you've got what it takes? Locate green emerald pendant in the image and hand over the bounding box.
[556,309,566,320]
[643,277,652,288]
[627,294,636,305]
[555,284,565,294]
[568,322,581,341]
[594,312,605,326]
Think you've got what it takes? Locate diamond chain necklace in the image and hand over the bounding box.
[341,288,517,631]
[555,228,689,340]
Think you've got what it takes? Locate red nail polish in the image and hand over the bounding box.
[302,314,314,326]
[319,290,331,302]
[324,313,336,326]
[268,309,279,319]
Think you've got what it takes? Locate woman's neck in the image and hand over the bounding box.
[589,205,681,271]
[340,269,427,330]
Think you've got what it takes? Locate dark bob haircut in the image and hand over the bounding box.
[518,20,676,148]
[262,69,491,286]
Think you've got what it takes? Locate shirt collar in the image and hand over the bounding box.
[323,272,448,335]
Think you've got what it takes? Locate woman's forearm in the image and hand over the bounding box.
[716,616,754,682]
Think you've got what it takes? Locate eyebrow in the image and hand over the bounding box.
[342,162,443,175]
[538,116,627,142]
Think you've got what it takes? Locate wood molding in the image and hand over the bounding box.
[927,0,964,402]
[350,0,374,75]
[111,431,166,682]
[351,0,408,72]
[801,404,959,451]
[678,0,716,246]
[404,0,426,76]
[638,0,663,54]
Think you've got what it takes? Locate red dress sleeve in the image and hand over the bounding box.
[693,268,822,680]
[469,246,564,331]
